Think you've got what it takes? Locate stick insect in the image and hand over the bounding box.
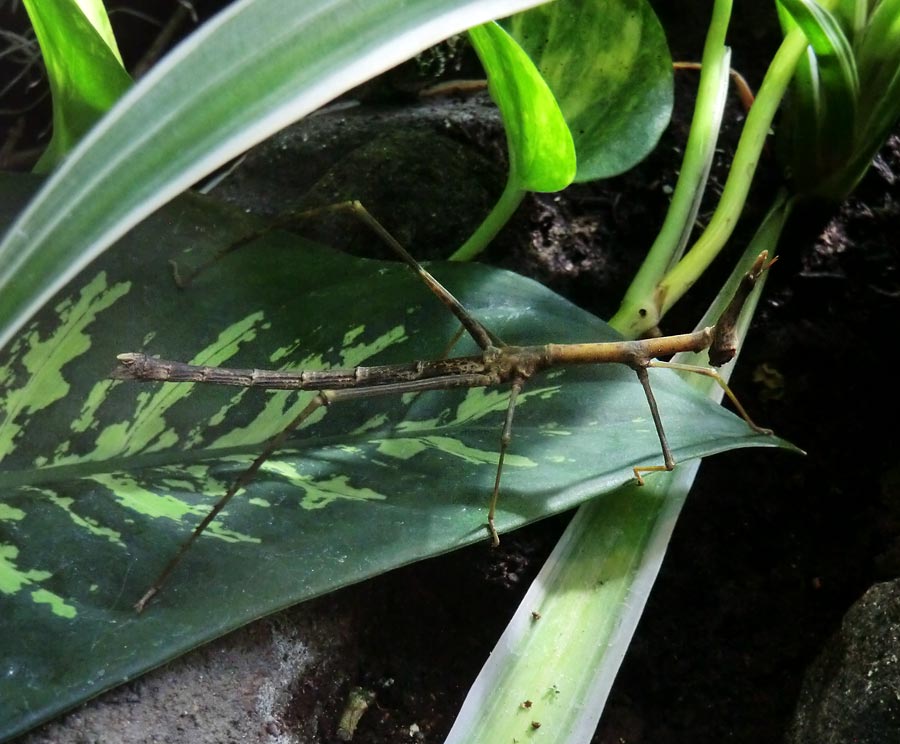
[113,204,774,612]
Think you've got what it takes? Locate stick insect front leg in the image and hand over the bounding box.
[631,363,677,485]
[630,359,773,486]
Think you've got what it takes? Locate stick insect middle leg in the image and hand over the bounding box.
[337,204,535,542]
[349,201,529,544]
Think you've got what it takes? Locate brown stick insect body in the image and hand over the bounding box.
[113,207,773,612]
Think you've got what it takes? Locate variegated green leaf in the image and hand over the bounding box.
[0,173,784,739]
[469,22,576,192]
[508,0,673,181]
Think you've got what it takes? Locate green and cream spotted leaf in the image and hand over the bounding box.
[0,173,783,740]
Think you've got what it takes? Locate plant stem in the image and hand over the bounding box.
[449,179,525,261]
[610,0,733,336]
[650,28,809,327]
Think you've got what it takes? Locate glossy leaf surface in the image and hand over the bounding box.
[469,22,576,192]
[0,175,783,739]
[508,0,674,181]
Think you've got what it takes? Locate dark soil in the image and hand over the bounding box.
[3,1,899,743]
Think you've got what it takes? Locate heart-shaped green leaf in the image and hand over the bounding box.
[450,0,673,261]
[469,21,577,192]
[508,0,674,181]
[0,173,783,739]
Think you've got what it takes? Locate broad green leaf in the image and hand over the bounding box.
[23,0,132,172]
[469,22,577,192]
[508,0,674,181]
[0,173,784,740]
[0,0,554,357]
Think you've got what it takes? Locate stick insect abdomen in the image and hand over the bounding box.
[113,352,490,390]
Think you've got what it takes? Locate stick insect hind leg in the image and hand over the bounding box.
[135,390,335,612]
[136,204,527,609]
[177,199,506,352]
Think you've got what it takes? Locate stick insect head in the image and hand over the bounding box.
[708,251,776,367]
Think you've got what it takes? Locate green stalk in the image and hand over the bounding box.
[609,0,733,337]
[648,30,808,329]
[449,180,526,261]
[446,193,793,744]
